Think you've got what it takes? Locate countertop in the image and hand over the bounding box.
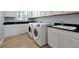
[48,26,79,33]
[4,21,37,25]
[48,23,79,33]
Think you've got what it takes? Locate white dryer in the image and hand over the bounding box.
[27,23,33,38]
[32,23,48,47]
[27,23,39,39]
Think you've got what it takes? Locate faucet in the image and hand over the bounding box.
[60,21,64,26]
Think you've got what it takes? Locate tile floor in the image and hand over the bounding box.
[0,33,49,48]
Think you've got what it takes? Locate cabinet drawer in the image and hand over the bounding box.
[60,35,79,48]
[59,29,79,40]
[48,27,60,33]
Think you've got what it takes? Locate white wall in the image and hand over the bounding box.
[34,14,79,25]
[0,11,4,44]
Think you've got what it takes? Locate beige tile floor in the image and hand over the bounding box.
[0,33,49,48]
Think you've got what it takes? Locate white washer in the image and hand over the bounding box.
[27,23,39,38]
[32,23,48,46]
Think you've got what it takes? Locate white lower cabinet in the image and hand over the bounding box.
[60,35,79,48]
[48,28,60,48]
[4,24,28,38]
[17,24,28,34]
[48,27,79,48]
[4,25,18,37]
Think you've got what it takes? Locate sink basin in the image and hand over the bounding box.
[53,25,77,30]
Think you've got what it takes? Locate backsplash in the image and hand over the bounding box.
[4,17,28,22]
[34,14,79,25]
[5,17,16,22]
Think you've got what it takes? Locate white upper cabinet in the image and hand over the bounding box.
[27,11,34,18]
[27,11,31,18]
[4,11,17,17]
[27,11,64,18]
[40,11,45,16]
[27,11,52,18]
[27,11,40,18]
[4,11,27,20]
[51,11,64,15]
[32,11,39,17]
[39,11,64,17]
[64,11,78,14]
[43,11,53,16]
[17,11,27,20]
[27,11,79,18]
[52,11,78,15]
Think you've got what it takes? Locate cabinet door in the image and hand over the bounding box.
[40,11,45,16]
[17,24,28,34]
[28,11,53,18]
[27,11,32,18]
[4,25,18,38]
[32,11,38,17]
[4,24,28,38]
[64,11,78,14]
[37,11,41,17]
[42,11,51,16]
[48,28,60,48]
[17,11,27,20]
[27,11,36,18]
[4,11,17,17]
[60,35,79,48]
[51,11,64,15]
[40,11,52,16]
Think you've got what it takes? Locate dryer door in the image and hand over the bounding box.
[33,28,39,40]
[27,25,32,33]
[28,26,32,33]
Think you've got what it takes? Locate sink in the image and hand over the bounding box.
[53,25,77,30]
